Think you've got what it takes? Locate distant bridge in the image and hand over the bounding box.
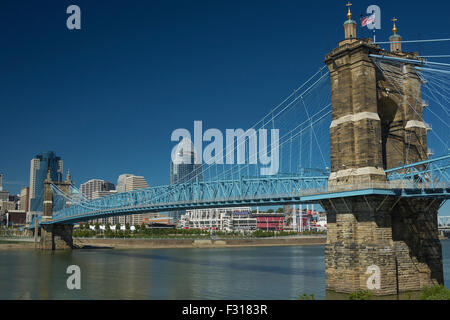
[438,216,450,230]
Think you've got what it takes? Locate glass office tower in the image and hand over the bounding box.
[170,138,203,220]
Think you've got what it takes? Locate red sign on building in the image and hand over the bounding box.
[255,214,284,231]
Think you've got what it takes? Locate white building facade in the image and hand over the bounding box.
[180,207,256,232]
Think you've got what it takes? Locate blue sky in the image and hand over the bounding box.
[0,0,449,213]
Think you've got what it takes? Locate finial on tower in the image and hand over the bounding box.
[46,169,51,181]
[346,2,353,20]
[343,2,357,40]
[389,17,402,53]
[66,169,71,182]
[392,17,398,35]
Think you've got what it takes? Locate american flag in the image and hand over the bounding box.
[361,13,376,27]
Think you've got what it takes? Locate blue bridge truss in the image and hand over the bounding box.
[29,155,449,226]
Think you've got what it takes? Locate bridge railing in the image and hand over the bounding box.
[294,181,448,198]
[45,180,449,224]
[32,158,449,225]
[385,154,450,188]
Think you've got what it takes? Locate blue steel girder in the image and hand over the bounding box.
[47,175,329,224]
[385,154,450,188]
[30,155,450,226]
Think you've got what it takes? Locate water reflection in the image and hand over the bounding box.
[0,246,325,299]
[0,241,448,300]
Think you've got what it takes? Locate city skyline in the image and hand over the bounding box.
[1,0,449,215]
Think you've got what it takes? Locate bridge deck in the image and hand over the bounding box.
[37,187,449,225]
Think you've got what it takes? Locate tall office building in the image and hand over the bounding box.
[80,179,115,200]
[91,190,118,225]
[79,179,115,225]
[29,151,64,213]
[19,187,30,212]
[117,174,149,225]
[169,138,203,220]
[124,175,149,191]
[170,138,203,185]
[116,174,133,193]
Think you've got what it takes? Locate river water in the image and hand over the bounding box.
[1,240,449,300]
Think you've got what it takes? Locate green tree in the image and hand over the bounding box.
[125,223,130,230]
[267,209,274,213]
[276,208,284,213]
[94,222,100,231]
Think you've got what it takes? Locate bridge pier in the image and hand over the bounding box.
[322,196,443,295]
[39,224,74,250]
[322,6,445,295]
[37,168,74,250]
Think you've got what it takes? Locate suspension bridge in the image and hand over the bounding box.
[31,50,450,226]
[30,4,450,296]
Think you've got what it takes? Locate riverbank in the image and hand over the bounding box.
[73,236,327,249]
[0,236,327,250]
[0,240,36,250]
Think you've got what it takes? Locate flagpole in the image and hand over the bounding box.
[360,14,365,39]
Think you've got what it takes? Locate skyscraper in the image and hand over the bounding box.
[28,151,64,213]
[20,187,30,212]
[91,189,118,225]
[79,179,115,225]
[124,175,149,191]
[116,174,134,193]
[116,174,149,225]
[80,179,115,200]
[169,138,203,220]
[170,138,203,185]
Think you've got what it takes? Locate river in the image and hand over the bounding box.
[1,240,449,300]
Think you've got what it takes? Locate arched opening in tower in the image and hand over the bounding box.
[378,97,403,170]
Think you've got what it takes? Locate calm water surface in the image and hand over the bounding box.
[1,241,449,300]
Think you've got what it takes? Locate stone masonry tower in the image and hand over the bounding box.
[321,4,443,296]
[39,170,74,250]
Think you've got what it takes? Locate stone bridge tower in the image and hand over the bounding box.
[321,4,443,296]
[39,170,74,250]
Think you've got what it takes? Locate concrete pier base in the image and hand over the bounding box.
[322,196,443,296]
[39,224,74,250]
